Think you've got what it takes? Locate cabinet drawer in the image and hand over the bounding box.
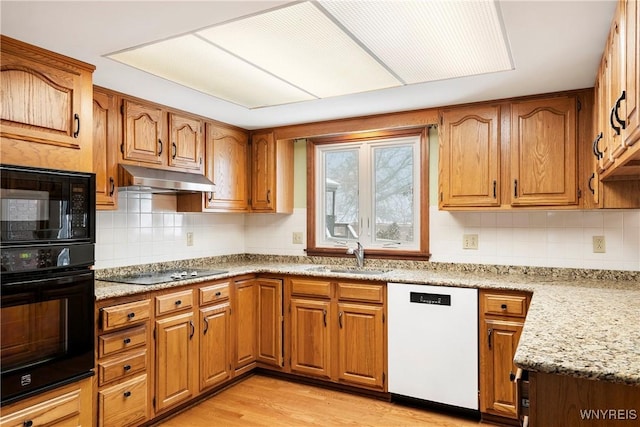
[99,325,147,358]
[0,388,81,427]
[156,289,194,316]
[98,374,147,427]
[483,293,528,317]
[290,279,331,298]
[337,283,384,303]
[200,282,230,305]
[98,349,147,386]
[101,299,150,331]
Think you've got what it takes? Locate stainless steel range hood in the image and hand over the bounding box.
[118,164,215,194]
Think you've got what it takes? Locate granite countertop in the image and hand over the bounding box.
[94,257,640,387]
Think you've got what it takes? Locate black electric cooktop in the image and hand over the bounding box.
[100,268,229,285]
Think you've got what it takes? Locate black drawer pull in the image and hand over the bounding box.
[73,113,80,138]
[123,338,131,344]
[127,312,135,319]
[123,391,132,398]
[501,304,507,310]
[175,300,182,305]
[123,364,131,371]
[24,421,33,427]
[215,291,221,297]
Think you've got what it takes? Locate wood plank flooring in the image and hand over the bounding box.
[156,375,481,426]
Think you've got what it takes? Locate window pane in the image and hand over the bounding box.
[324,149,359,240]
[373,145,414,243]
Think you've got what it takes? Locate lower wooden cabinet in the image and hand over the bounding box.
[288,277,387,391]
[0,377,93,427]
[98,374,147,427]
[199,302,232,391]
[257,278,284,367]
[479,290,531,422]
[233,277,258,375]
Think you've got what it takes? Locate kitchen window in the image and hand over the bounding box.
[307,128,429,259]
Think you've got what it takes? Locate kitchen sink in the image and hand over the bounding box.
[306,266,393,275]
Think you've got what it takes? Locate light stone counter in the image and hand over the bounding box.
[94,256,640,387]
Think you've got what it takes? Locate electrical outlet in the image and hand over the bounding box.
[292,232,303,244]
[593,235,606,253]
[187,232,194,247]
[463,234,478,250]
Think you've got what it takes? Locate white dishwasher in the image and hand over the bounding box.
[388,283,478,410]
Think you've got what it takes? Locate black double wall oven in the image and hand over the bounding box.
[1,164,96,405]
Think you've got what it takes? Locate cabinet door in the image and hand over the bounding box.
[155,311,196,412]
[606,2,628,164]
[199,303,231,391]
[98,374,148,427]
[251,132,276,211]
[510,96,578,206]
[257,278,283,367]
[336,303,385,389]
[439,105,500,207]
[479,318,523,419]
[93,89,119,209]
[168,112,203,171]
[206,124,249,211]
[233,278,257,373]
[290,298,331,379]
[0,36,94,172]
[624,0,639,147]
[122,99,165,165]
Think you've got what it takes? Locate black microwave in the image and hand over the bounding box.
[0,164,95,247]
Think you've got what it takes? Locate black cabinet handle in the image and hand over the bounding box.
[588,173,595,195]
[172,142,177,159]
[267,189,271,204]
[175,300,182,306]
[592,133,603,159]
[514,180,518,198]
[613,90,627,130]
[123,364,131,371]
[488,328,493,349]
[323,309,327,327]
[73,113,80,138]
[215,291,221,297]
[190,320,195,339]
[493,180,497,199]
[203,317,209,335]
[610,105,621,135]
[123,337,131,344]
[339,311,343,329]
[501,304,507,310]
[510,371,516,382]
[158,139,163,155]
[123,391,132,398]
[23,421,33,427]
[109,177,115,196]
[127,312,135,319]
[208,192,214,202]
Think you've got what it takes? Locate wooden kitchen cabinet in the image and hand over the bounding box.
[154,288,197,413]
[233,277,258,375]
[510,95,578,206]
[121,99,165,166]
[0,35,95,173]
[176,123,250,213]
[0,377,93,427]
[167,112,203,172]
[93,87,120,209]
[198,279,232,391]
[288,277,386,391]
[96,297,152,426]
[479,290,530,423]
[256,278,284,368]
[250,132,294,213]
[439,105,501,208]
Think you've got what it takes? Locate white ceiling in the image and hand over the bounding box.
[1,0,616,130]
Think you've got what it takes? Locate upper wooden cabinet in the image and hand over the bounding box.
[439,105,501,208]
[121,98,204,174]
[0,35,94,172]
[250,132,294,213]
[93,87,120,210]
[439,93,581,210]
[510,96,578,206]
[596,0,640,180]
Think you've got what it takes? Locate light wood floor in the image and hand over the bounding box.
[156,375,481,426]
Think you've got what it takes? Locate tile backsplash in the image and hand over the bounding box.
[96,193,640,272]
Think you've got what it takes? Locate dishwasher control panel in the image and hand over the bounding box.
[410,292,451,306]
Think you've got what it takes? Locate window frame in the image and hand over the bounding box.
[306,127,430,260]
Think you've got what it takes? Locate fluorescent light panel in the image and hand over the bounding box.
[107,0,513,109]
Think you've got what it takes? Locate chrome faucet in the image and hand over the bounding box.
[347,241,365,268]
